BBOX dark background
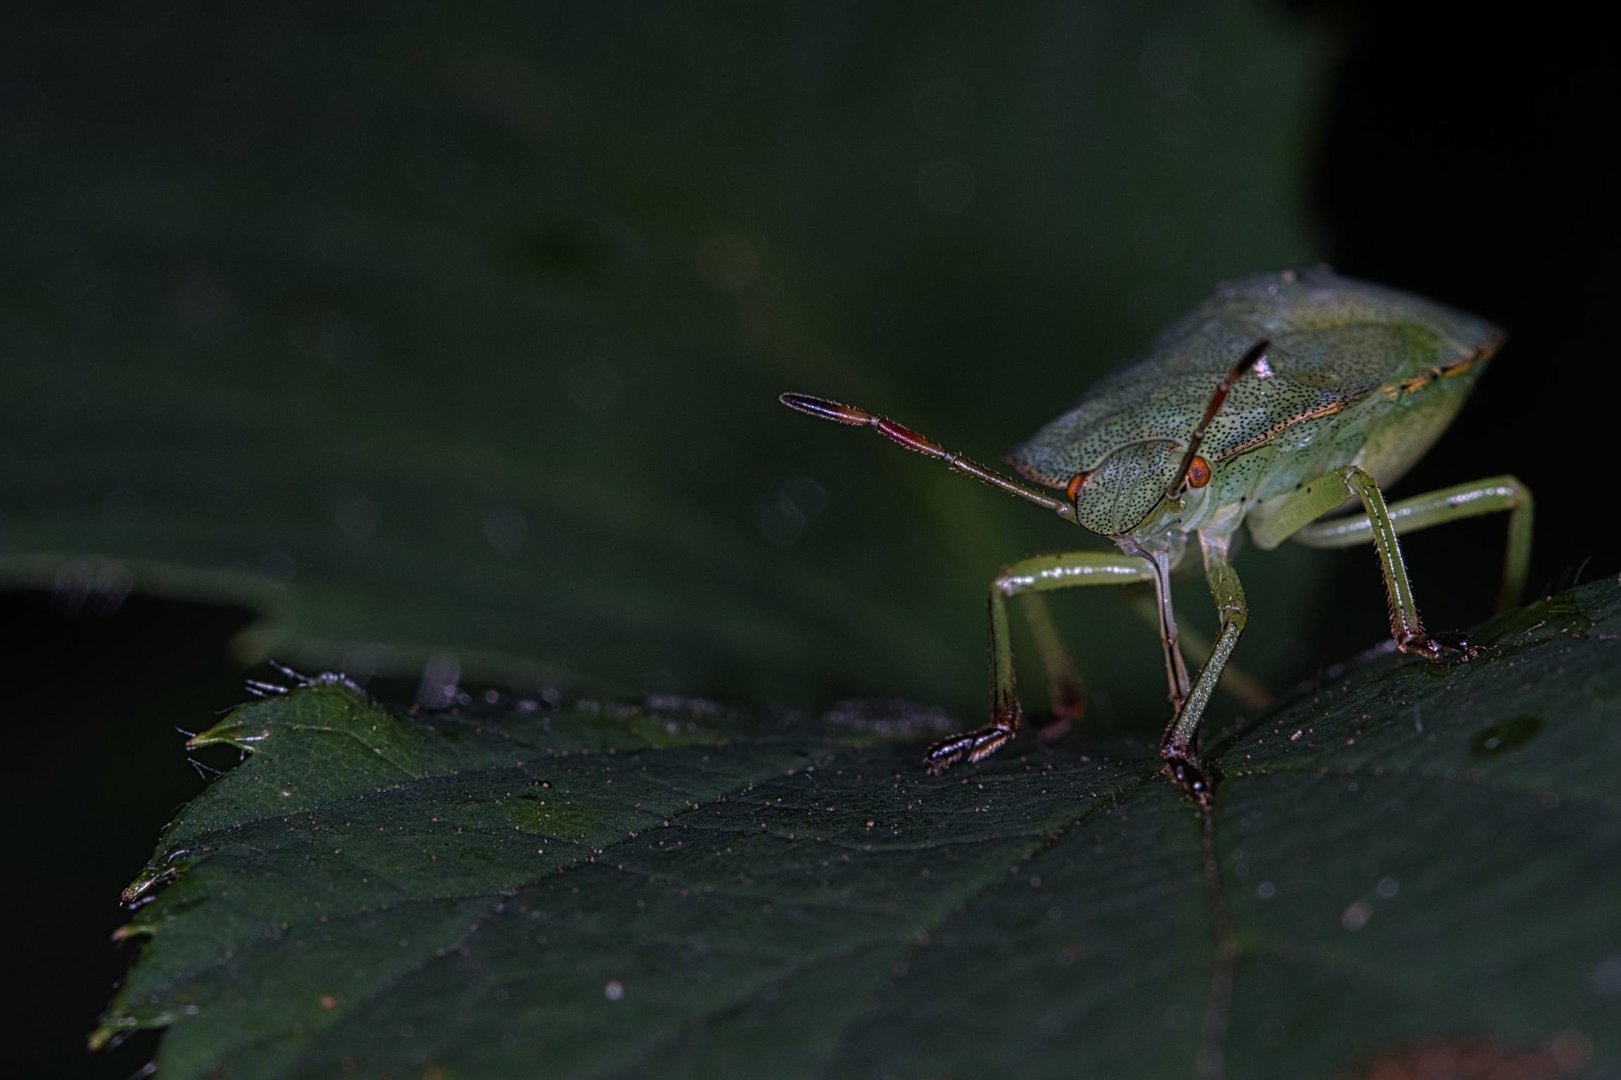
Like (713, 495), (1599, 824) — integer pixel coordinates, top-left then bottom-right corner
(5, 4), (1614, 1076)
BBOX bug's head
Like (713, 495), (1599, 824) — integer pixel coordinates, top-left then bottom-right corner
(1042, 440), (1193, 538)
(1007, 336), (1269, 539)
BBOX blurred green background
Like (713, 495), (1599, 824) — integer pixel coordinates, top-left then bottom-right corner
(3, 3), (1613, 1075)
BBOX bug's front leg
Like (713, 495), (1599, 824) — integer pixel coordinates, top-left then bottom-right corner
(1158, 532), (1246, 805)
(924, 551), (1155, 774)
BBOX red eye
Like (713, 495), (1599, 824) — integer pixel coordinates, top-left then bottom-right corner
(1185, 456), (1211, 488)
(1065, 471), (1090, 503)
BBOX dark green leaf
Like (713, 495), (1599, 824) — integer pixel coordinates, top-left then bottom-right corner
(97, 577), (1621, 1077)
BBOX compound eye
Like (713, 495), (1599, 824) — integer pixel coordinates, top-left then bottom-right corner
(1065, 470), (1091, 503)
(1185, 455), (1212, 489)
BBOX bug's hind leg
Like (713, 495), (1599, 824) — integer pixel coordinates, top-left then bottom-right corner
(924, 551), (1155, 774)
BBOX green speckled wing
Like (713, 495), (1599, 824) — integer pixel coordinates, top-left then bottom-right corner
(1005, 269), (1500, 489)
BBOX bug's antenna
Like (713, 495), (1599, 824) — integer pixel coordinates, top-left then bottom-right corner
(779, 393), (1077, 521)
(1166, 338), (1270, 500)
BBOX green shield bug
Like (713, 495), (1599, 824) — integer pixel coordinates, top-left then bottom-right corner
(781, 267), (1532, 804)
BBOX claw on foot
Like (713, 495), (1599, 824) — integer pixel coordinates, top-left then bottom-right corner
(1161, 745), (1215, 807)
(924, 726), (1012, 775)
(1400, 630), (1479, 662)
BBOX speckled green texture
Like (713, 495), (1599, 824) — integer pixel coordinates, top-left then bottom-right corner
(1007, 267), (1501, 537)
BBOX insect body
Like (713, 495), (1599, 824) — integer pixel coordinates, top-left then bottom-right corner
(781, 267), (1532, 804)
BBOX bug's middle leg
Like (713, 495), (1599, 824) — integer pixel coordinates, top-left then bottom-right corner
(1013, 591), (1087, 740)
(924, 551), (1155, 774)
